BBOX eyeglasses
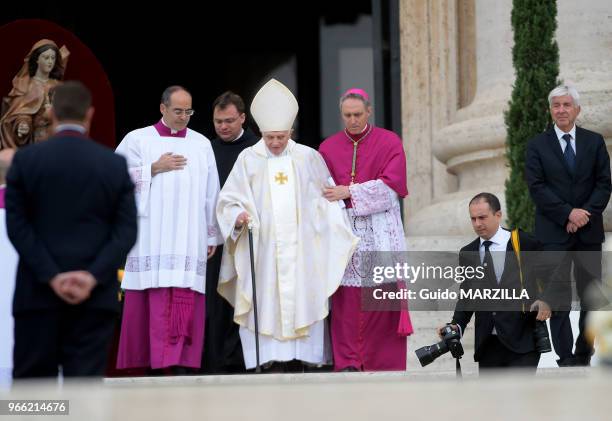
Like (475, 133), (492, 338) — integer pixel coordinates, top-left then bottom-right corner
(213, 116), (240, 125)
(172, 108), (195, 117)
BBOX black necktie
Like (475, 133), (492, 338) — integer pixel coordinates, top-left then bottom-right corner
(562, 133), (575, 172)
(482, 240), (497, 283)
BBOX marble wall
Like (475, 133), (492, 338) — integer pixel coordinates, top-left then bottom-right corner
(400, 0), (612, 245)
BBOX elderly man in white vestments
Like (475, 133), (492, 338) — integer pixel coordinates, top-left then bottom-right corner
(0, 148), (17, 387)
(115, 86), (223, 373)
(217, 79), (359, 371)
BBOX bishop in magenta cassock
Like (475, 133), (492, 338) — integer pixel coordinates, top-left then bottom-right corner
(319, 88), (413, 371)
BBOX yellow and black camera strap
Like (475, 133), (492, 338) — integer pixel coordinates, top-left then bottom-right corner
(510, 229), (526, 313)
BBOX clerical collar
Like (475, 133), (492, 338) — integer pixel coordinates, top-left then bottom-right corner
(217, 129), (249, 146)
(344, 123), (372, 143)
(55, 123), (86, 134)
(154, 119), (187, 138)
(230, 129), (245, 143)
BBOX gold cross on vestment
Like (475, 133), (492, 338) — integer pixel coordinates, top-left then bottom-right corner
(274, 172), (288, 185)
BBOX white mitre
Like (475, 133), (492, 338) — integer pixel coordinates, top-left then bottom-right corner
(250, 79), (299, 133)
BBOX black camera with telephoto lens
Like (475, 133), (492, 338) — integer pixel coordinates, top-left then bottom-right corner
(415, 324), (464, 367)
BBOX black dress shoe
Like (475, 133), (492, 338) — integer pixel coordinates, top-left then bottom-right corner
(556, 357), (577, 367)
(285, 359), (305, 373)
(303, 363), (333, 373)
(574, 355), (592, 366)
(340, 366), (359, 372)
(170, 366), (194, 375)
(261, 361), (286, 373)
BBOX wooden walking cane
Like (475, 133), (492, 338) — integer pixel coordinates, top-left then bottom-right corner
(247, 220), (261, 373)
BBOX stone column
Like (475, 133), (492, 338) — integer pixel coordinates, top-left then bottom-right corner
(404, 0), (513, 239)
(400, 0), (477, 372)
(556, 0), (612, 235)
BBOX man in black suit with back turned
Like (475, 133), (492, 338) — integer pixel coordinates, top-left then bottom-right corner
(438, 193), (551, 371)
(526, 85), (611, 366)
(5, 81), (137, 379)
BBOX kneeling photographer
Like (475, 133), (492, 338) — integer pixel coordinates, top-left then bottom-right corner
(428, 193), (552, 371)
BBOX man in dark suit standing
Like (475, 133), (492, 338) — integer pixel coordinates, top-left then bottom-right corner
(525, 85), (611, 367)
(439, 193), (551, 370)
(5, 81), (137, 379)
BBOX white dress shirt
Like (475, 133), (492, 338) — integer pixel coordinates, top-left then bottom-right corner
(479, 225), (510, 335)
(554, 124), (576, 154)
(479, 225), (510, 284)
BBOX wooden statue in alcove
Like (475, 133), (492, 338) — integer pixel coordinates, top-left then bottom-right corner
(0, 39), (69, 149)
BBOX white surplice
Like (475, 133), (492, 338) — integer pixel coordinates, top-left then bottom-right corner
(116, 126), (223, 293)
(341, 179), (407, 287)
(217, 139), (358, 367)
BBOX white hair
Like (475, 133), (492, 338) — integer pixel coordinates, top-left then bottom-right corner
(548, 85), (580, 107)
(262, 129), (292, 136)
(339, 93), (371, 110)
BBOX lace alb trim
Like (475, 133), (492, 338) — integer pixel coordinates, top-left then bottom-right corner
(340, 199), (406, 287)
(349, 179), (393, 216)
(128, 167), (147, 194)
(126, 254), (206, 276)
(207, 225), (220, 238)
